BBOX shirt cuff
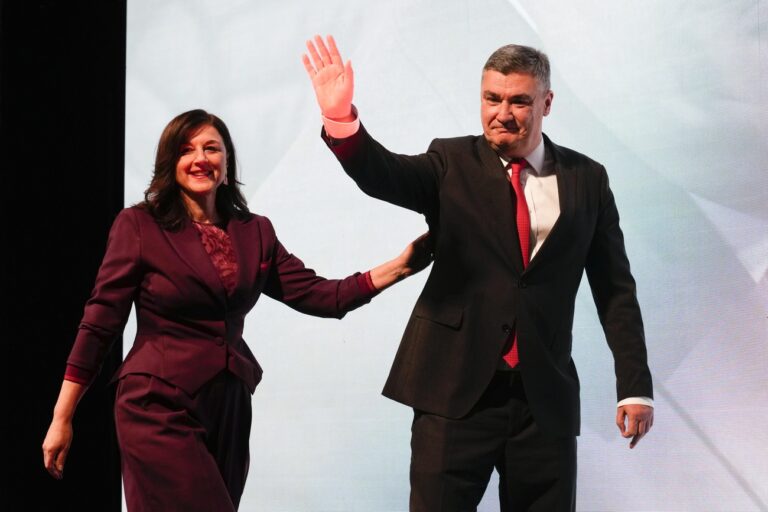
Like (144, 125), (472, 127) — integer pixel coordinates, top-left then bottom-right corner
(64, 364), (95, 386)
(617, 396), (654, 408)
(322, 104), (360, 140)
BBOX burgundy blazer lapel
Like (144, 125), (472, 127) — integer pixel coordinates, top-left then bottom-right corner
(162, 219), (227, 306)
(226, 215), (262, 304)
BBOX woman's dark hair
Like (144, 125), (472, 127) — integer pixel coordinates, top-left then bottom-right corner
(140, 109), (250, 230)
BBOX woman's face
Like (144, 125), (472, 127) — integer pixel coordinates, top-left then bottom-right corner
(175, 124), (228, 201)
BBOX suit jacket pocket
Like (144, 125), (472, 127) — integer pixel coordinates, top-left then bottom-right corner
(413, 301), (464, 330)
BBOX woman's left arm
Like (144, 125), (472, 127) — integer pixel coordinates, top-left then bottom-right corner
(263, 229), (432, 318)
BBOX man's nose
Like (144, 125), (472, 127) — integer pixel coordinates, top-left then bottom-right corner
(496, 110), (514, 123)
(496, 101), (514, 121)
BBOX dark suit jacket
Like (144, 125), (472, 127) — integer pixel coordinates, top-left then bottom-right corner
(67, 206), (376, 396)
(325, 126), (653, 437)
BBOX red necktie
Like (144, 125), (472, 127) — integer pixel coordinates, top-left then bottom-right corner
(502, 158), (530, 367)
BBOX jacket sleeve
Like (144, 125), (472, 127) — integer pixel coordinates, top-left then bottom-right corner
(584, 167), (653, 401)
(323, 124), (444, 219)
(260, 218), (378, 319)
(66, 209), (142, 375)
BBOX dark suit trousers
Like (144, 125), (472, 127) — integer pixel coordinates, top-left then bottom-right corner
(115, 371), (251, 511)
(410, 371), (576, 512)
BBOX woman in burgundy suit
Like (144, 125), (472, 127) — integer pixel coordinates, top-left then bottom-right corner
(42, 109), (431, 511)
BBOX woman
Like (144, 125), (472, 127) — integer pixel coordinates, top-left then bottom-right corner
(42, 109), (431, 511)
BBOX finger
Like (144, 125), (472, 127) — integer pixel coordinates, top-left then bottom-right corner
(327, 35), (344, 65)
(305, 39), (324, 70)
(344, 59), (354, 88)
(55, 447), (68, 474)
(632, 421), (645, 445)
(43, 445), (52, 470)
(414, 232), (431, 244)
(301, 54), (316, 78)
(43, 447), (62, 479)
(630, 430), (646, 449)
(314, 34), (333, 66)
(615, 409), (626, 434)
(624, 415), (639, 438)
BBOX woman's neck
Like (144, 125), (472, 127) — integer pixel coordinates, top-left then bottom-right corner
(181, 193), (220, 224)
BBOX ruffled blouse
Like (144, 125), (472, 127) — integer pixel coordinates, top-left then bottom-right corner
(192, 221), (238, 295)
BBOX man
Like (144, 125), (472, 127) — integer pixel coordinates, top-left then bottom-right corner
(303, 35), (654, 511)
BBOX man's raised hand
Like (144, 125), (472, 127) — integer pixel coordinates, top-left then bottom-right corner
(302, 35), (355, 121)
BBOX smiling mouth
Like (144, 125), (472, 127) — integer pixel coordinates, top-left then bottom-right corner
(188, 170), (213, 179)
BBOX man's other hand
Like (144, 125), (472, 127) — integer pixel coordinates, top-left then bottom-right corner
(616, 404), (654, 449)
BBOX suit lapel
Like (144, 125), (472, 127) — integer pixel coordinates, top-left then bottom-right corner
(163, 219), (227, 306)
(226, 215), (259, 304)
(476, 137), (525, 274)
(525, 135), (574, 274)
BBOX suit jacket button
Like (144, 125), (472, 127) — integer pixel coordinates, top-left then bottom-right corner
(215, 337), (224, 346)
(518, 279), (527, 288)
(502, 324), (512, 334)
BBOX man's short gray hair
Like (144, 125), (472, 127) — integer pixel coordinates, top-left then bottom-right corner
(483, 44), (551, 91)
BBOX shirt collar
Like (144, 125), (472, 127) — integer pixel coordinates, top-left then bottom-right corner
(499, 137), (546, 175)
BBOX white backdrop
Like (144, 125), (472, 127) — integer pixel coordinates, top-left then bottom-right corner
(124, 1), (768, 510)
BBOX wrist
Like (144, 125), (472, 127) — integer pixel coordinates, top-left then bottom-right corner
(323, 107), (355, 122)
(396, 256), (414, 278)
(385, 259), (410, 284)
(369, 259), (408, 291)
(51, 410), (74, 423)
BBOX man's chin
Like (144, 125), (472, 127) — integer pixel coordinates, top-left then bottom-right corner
(487, 137), (525, 156)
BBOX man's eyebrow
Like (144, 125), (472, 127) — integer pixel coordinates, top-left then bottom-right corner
(509, 94), (534, 103)
(482, 91), (534, 103)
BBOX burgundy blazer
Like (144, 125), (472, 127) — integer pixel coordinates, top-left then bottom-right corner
(67, 206), (376, 395)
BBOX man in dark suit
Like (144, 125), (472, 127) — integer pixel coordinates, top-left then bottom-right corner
(303, 35), (654, 511)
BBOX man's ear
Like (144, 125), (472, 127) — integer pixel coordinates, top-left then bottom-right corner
(543, 90), (554, 116)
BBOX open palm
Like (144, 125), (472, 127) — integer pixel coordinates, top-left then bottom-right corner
(302, 35), (354, 120)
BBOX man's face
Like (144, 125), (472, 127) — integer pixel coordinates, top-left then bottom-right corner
(480, 70), (553, 158)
